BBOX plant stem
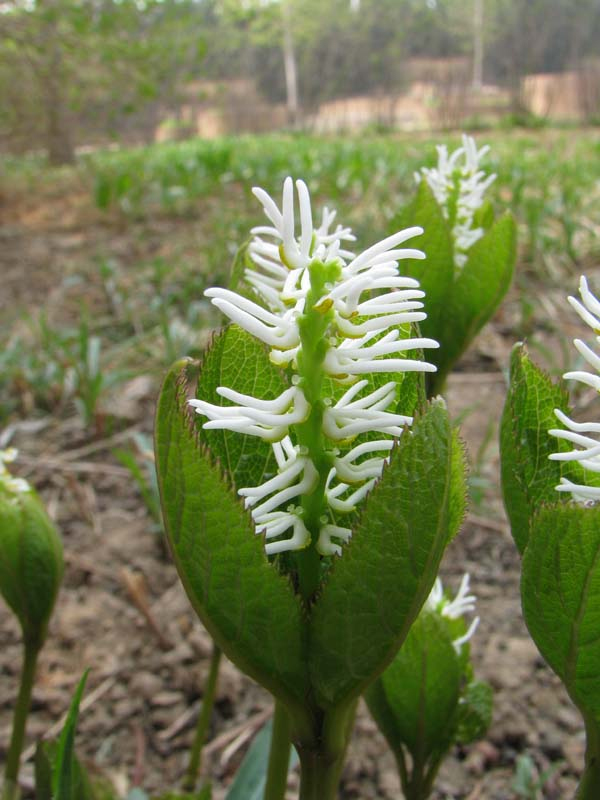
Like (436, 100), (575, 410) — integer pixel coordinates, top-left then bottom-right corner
(576, 716), (600, 800)
(182, 643), (222, 792)
(264, 700), (293, 800)
(3, 641), (39, 800)
(297, 746), (345, 800)
(295, 699), (357, 800)
(294, 259), (340, 604)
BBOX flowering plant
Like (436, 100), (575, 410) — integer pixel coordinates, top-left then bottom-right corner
(501, 276), (600, 800)
(366, 573), (492, 800)
(392, 135), (516, 394)
(155, 178), (467, 798)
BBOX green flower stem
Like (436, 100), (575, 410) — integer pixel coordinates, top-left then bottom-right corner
(264, 700), (293, 800)
(297, 747), (345, 800)
(182, 643), (222, 792)
(576, 716), (600, 800)
(394, 747), (413, 800)
(446, 173), (461, 233)
(394, 739), (442, 800)
(295, 698), (357, 800)
(399, 755), (441, 800)
(294, 260), (340, 603)
(3, 641), (40, 800)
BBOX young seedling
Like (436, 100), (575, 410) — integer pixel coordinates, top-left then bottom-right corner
(0, 450), (63, 800)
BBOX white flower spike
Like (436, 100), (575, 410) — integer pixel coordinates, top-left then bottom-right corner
(426, 573), (480, 654)
(549, 275), (600, 502)
(191, 178), (439, 556)
(416, 134), (495, 269)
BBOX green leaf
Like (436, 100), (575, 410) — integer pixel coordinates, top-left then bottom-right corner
(435, 212), (516, 391)
(522, 504), (600, 722)
(310, 399), (459, 707)
(53, 671), (89, 800)
(154, 359), (308, 709)
(34, 741), (54, 800)
(370, 612), (462, 759)
(35, 739), (95, 800)
(500, 344), (569, 553)
(225, 720), (299, 800)
(472, 199), (495, 231)
(391, 181), (454, 347)
(456, 680), (493, 744)
(194, 325), (287, 491)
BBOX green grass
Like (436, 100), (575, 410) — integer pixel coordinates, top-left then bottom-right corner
(85, 130), (600, 270)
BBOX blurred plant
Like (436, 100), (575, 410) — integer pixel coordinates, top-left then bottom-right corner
(0, 449), (63, 800)
(182, 645), (222, 794)
(224, 716), (299, 800)
(468, 415), (496, 510)
(1, 314), (126, 429)
(72, 319), (105, 427)
(501, 276), (600, 799)
(34, 672), (90, 800)
(365, 574), (492, 800)
(2, 314), (76, 415)
(512, 753), (563, 800)
(114, 433), (162, 533)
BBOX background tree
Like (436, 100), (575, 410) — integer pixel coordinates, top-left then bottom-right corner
(0, 0), (206, 164)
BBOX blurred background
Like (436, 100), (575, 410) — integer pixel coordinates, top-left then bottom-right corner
(1, 0), (600, 163)
(2, 3), (600, 798)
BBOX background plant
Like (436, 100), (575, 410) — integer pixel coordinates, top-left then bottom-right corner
(0, 450), (63, 800)
(501, 277), (600, 799)
(366, 574), (492, 800)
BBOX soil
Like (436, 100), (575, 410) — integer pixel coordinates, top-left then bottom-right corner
(0, 176), (592, 800)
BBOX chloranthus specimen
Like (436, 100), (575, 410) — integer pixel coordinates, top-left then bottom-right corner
(501, 276), (600, 800)
(392, 134), (516, 394)
(548, 275), (600, 501)
(366, 573), (491, 800)
(155, 177), (466, 799)
(415, 134), (496, 269)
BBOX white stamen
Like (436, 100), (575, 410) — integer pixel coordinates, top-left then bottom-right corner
(549, 276), (600, 502)
(191, 177), (439, 557)
(425, 573), (479, 653)
(417, 134), (495, 270)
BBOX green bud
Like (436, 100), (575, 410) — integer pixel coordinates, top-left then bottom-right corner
(0, 452), (63, 650)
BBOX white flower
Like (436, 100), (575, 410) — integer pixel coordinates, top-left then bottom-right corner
(426, 573), (480, 654)
(189, 385), (309, 442)
(549, 275), (600, 501)
(191, 178), (439, 556)
(416, 134), (496, 269)
(0, 448), (31, 496)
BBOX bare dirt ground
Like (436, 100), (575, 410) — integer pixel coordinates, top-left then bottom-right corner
(0, 178), (590, 799)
